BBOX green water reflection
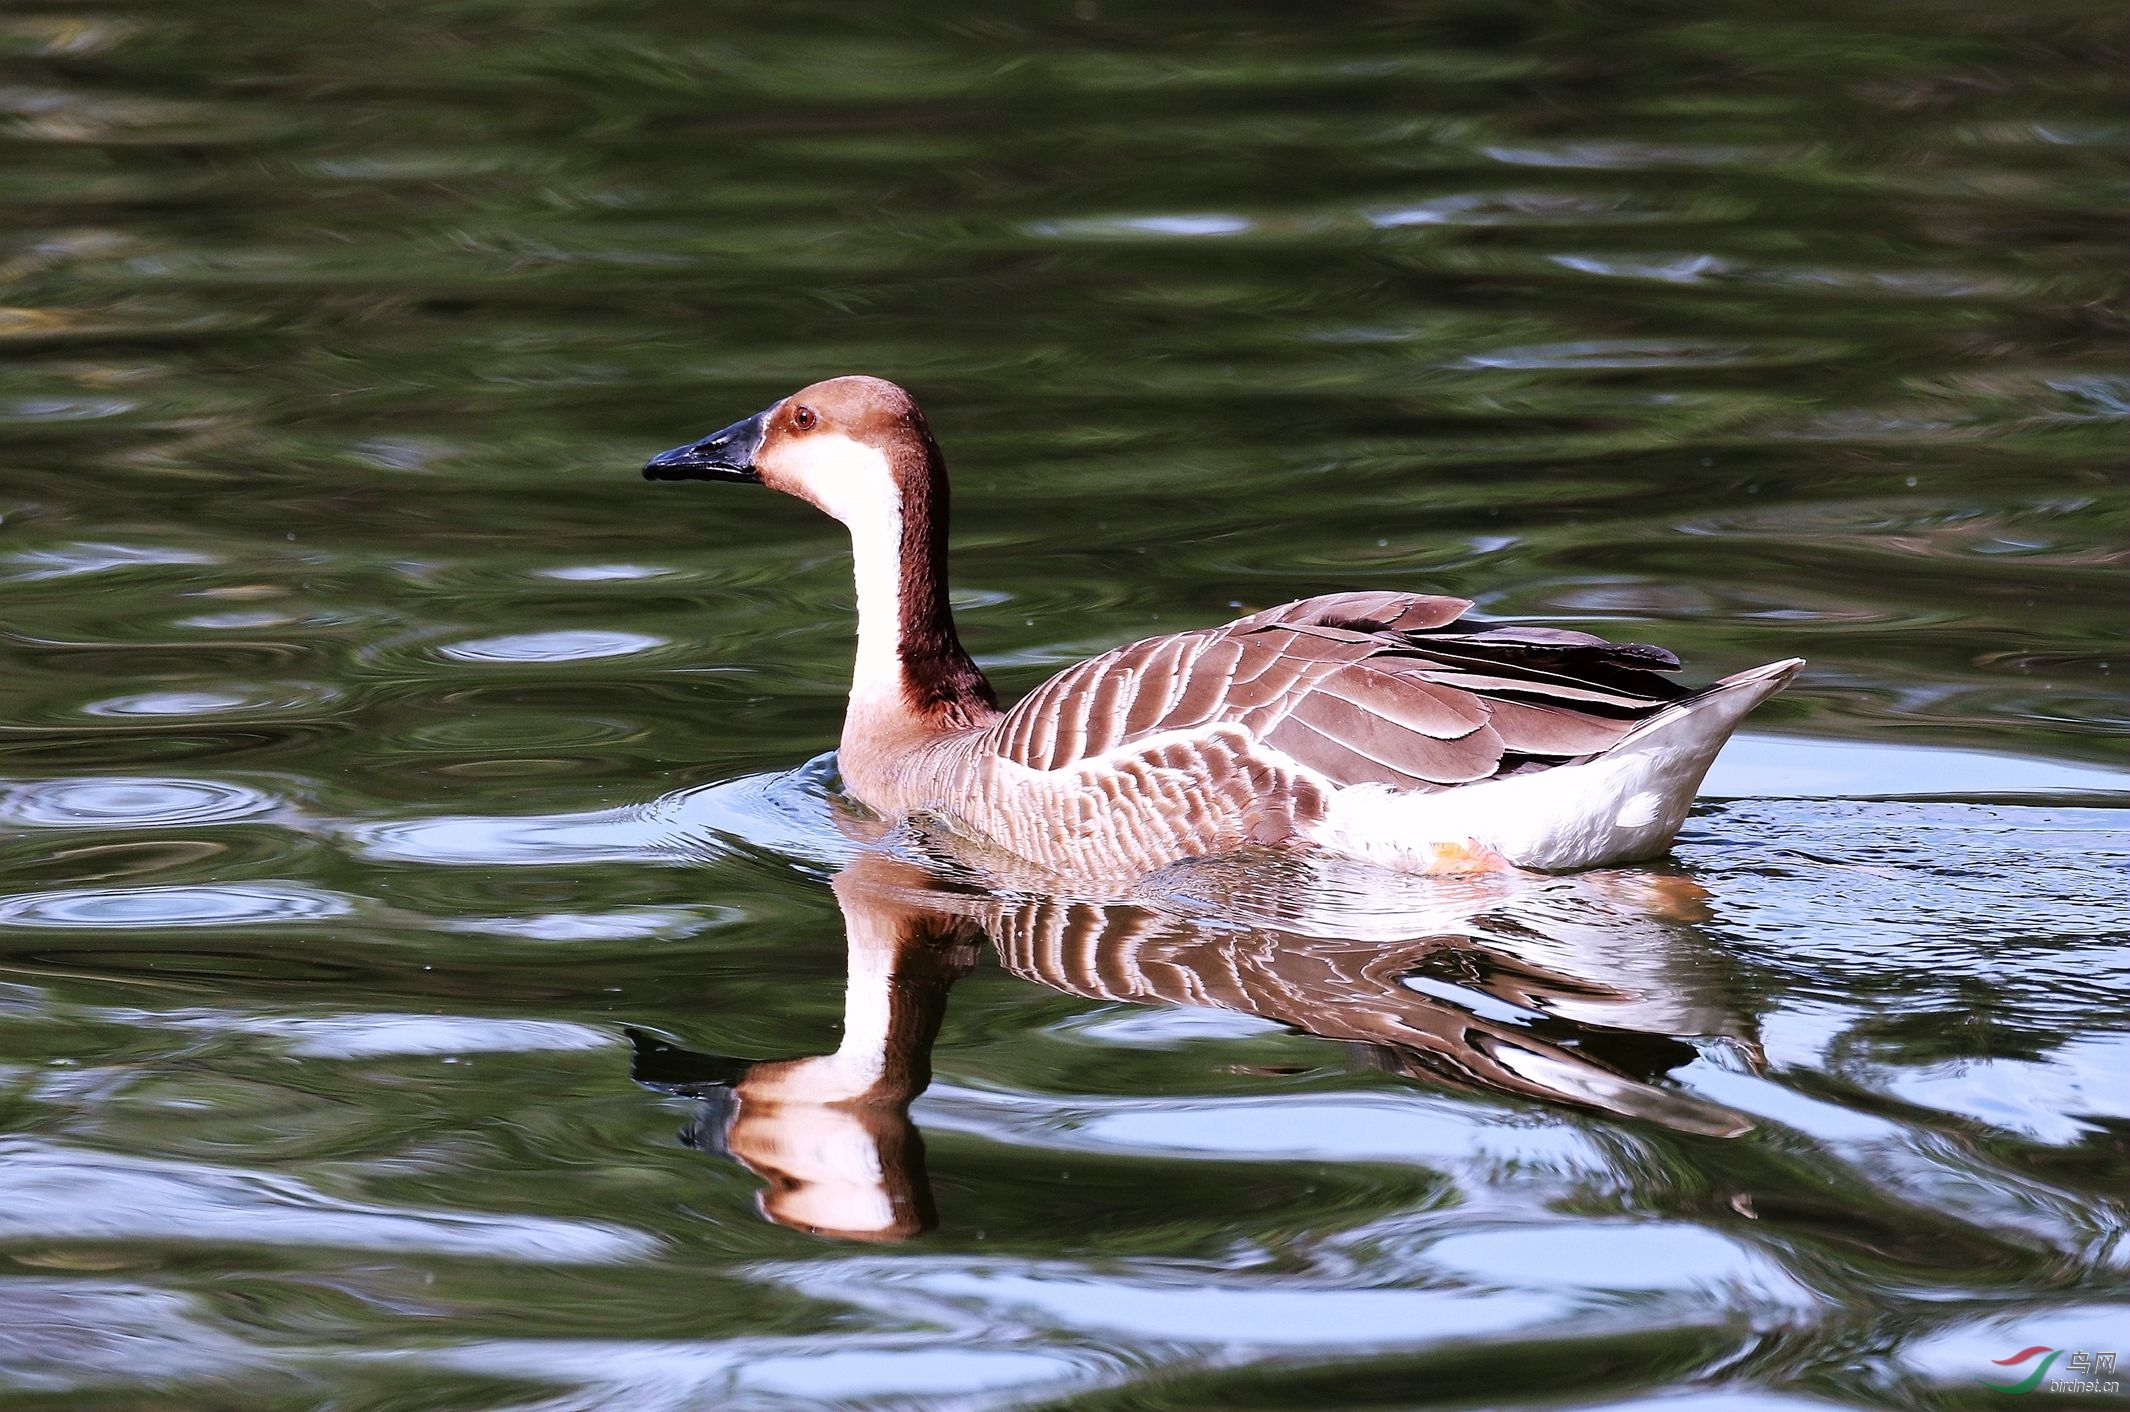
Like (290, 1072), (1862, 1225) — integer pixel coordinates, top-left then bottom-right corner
(0, 0), (2125, 1406)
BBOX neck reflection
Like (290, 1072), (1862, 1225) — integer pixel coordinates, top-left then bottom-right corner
(637, 851), (1759, 1242)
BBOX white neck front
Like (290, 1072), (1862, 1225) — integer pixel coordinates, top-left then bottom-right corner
(845, 502), (906, 712)
(778, 433), (911, 714)
(776, 430), (993, 750)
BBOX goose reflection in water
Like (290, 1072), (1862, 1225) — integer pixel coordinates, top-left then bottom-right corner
(632, 849), (1762, 1242)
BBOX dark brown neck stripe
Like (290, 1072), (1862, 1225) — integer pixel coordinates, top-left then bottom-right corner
(890, 429), (998, 725)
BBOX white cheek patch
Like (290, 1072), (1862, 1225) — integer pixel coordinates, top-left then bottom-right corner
(773, 433), (900, 525)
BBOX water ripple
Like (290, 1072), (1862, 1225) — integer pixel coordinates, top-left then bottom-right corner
(916, 1083), (1604, 1178)
(0, 775), (275, 827)
(165, 1011), (617, 1059)
(1461, 338), (1846, 371)
(440, 907), (720, 942)
(402, 1333), (1114, 1412)
(1422, 1222), (1814, 1303)
(436, 629), (668, 664)
(0, 1281), (266, 1391)
(0, 1137), (655, 1261)
(0, 882), (351, 929)
(80, 685), (336, 718)
(766, 1255), (1569, 1350)
(1876, 1035), (2130, 1147)
(341, 757), (850, 869)
(532, 563), (675, 582)
(0, 541), (216, 582)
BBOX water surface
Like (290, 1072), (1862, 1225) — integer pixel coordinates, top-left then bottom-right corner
(1, 0), (2126, 1407)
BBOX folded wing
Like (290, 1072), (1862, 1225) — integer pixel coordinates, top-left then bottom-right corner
(989, 592), (1692, 793)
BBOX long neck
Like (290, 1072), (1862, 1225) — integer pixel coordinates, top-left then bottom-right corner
(845, 441), (997, 736)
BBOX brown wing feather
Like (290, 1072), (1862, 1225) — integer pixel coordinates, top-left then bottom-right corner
(988, 593), (1689, 790)
(1271, 697), (1507, 787)
(1316, 661), (1493, 739)
(1224, 630), (1361, 712)
(1121, 633), (1197, 738)
(1479, 696), (1638, 756)
(1235, 590), (1473, 634)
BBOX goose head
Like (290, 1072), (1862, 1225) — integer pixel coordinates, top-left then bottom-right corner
(643, 374), (939, 525)
(642, 373), (998, 731)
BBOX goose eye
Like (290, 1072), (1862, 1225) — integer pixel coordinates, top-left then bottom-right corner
(791, 405), (817, 431)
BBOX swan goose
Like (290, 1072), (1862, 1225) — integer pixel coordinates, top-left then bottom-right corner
(645, 375), (1800, 879)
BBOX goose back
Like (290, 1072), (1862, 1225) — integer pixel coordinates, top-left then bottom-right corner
(984, 591), (1690, 794)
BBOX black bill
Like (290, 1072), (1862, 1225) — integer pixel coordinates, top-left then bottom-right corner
(643, 406), (772, 482)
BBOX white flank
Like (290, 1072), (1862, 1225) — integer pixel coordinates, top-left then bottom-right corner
(1308, 659), (1803, 871)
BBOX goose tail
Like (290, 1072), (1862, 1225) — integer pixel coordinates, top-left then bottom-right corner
(1312, 658), (1804, 873)
(1614, 656), (1805, 758)
(1515, 655), (1804, 870)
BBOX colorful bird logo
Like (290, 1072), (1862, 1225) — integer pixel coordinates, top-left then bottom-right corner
(1979, 1347), (2061, 1394)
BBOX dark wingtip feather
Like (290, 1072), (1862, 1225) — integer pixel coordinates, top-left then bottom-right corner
(1454, 626), (1682, 673)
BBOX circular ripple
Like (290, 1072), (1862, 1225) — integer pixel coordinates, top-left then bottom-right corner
(405, 714), (637, 752)
(437, 630), (666, 665)
(0, 883), (352, 929)
(81, 685), (337, 718)
(0, 777), (275, 828)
